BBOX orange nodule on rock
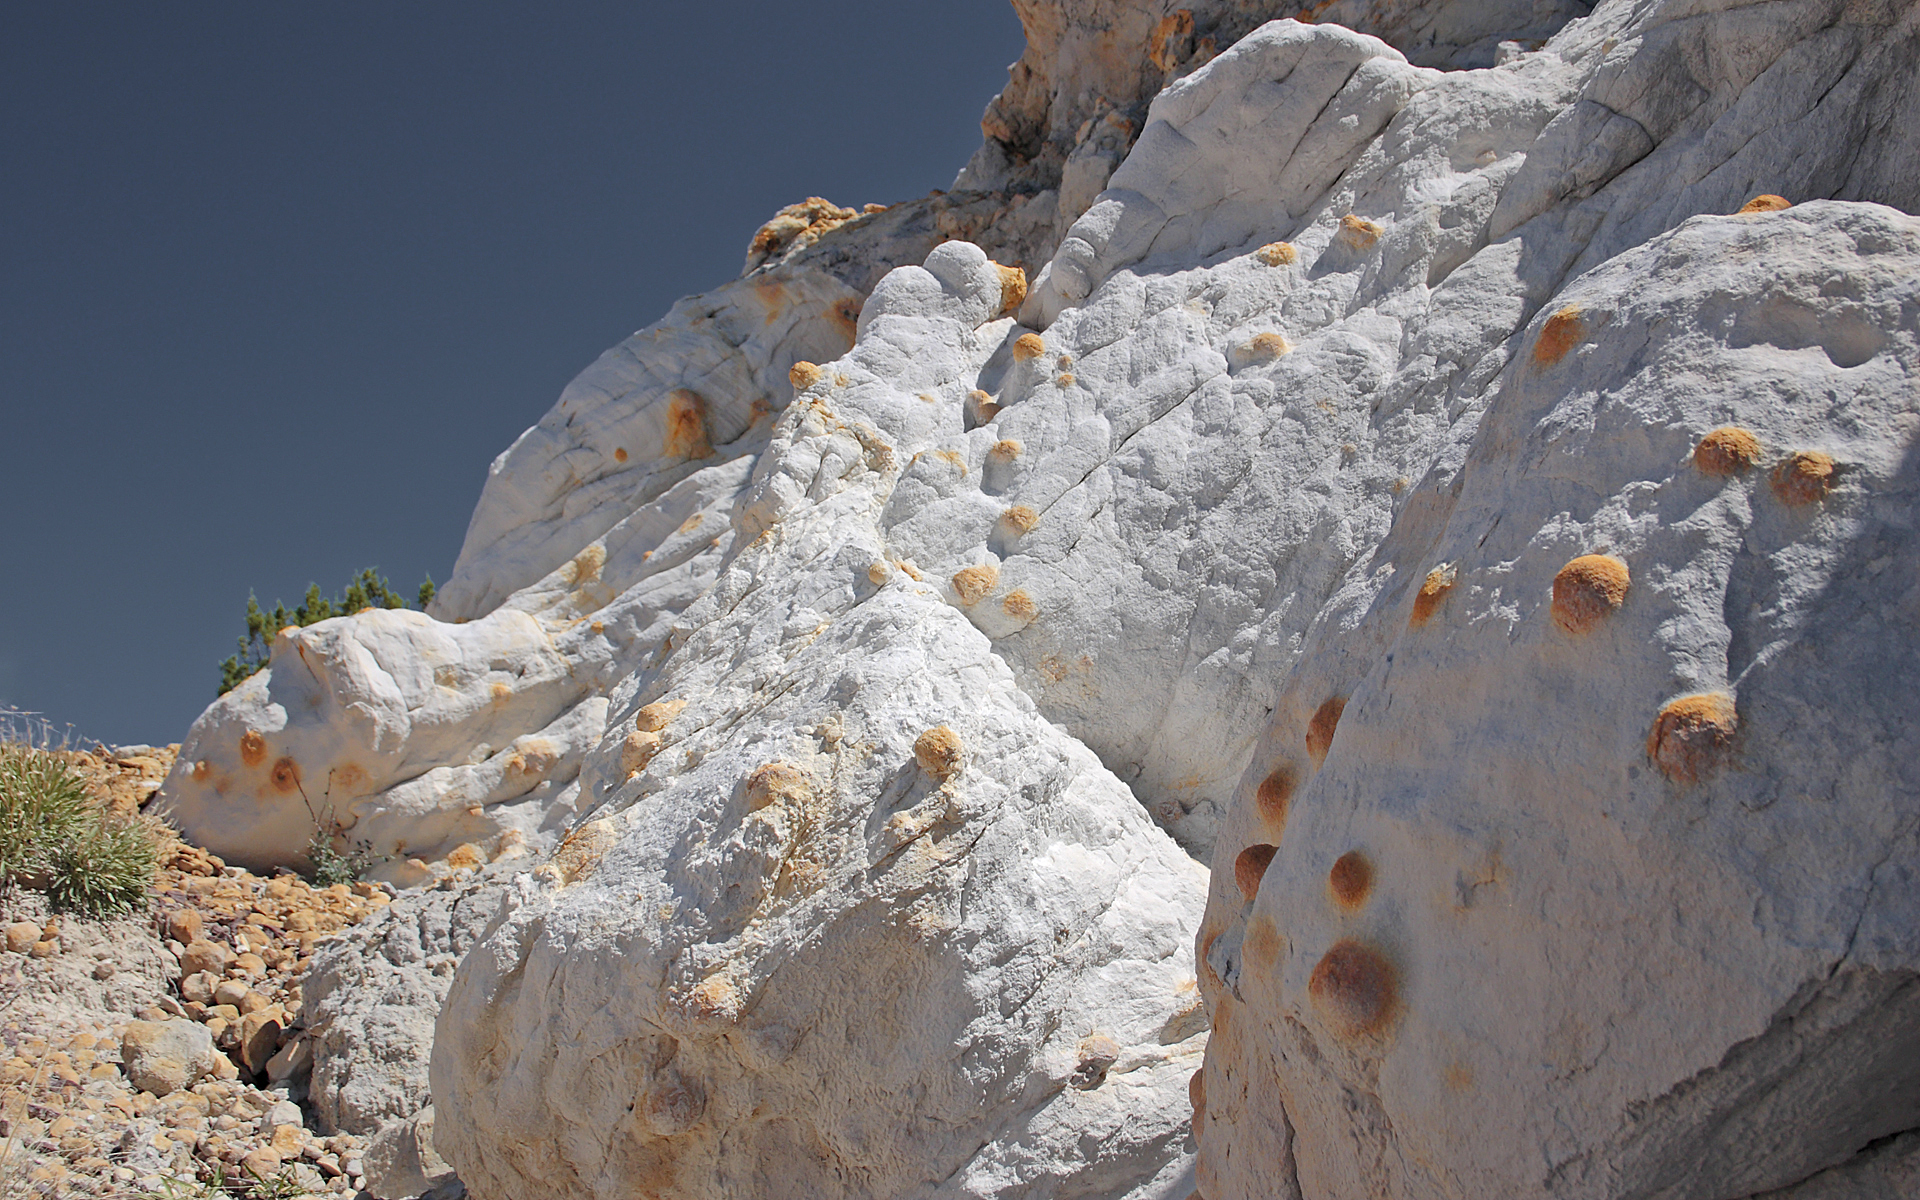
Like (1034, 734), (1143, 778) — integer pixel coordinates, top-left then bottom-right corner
(952, 564), (999, 606)
(1771, 450), (1835, 506)
(1256, 242), (1298, 267)
(1233, 844), (1277, 902)
(746, 762), (811, 811)
(239, 730), (267, 767)
(1551, 554), (1630, 634)
(1002, 505), (1040, 534)
(268, 757), (301, 794)
(1694, 427), (1763, 476)
(1308, 939), (1396, 1038)
(1409, 564), (1456, 627)
(789, 360), (824, 390)
(612, 447), (628, 463)
(1337, 214), (1382, 250)
(1737, 194), (1792, 214)
(665, 389), (712, 460)
(1647, 692), (1738, 783)
(914, 726), (964, 780)
(1328, 850), (1373, 909)
(1255, 764), (1294, 831)
(1244, 332), (1290, 362)
(1002, 590), (1038, 620)
(1305, 697), (1346, 767)
(994, 263), (1029, 317)
(1533, 306), (1585, 366)
(1012, 333), (1046, 361)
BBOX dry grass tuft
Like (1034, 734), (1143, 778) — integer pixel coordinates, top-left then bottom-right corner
(1737, 194), (1792, 214)
(1013, 333), (1046, 361)
(994, 263), (1029, 317)
(1336, 214), (1382, 250)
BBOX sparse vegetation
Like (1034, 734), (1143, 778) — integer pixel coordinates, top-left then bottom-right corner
(218, 567), (435, 696)
(0, 742), (156, 917)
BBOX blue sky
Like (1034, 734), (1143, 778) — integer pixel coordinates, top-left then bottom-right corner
(1, 1), (1025, 745)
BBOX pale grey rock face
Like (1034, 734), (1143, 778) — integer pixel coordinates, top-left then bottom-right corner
(305, 869), (508, 1136)
(154, 0), (1920, 1196)
(430, 240), (1209, 1200)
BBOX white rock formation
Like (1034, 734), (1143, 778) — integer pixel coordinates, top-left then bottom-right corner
(155, 0), (1920, 1196)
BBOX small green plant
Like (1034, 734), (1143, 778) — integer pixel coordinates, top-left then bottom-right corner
(218, 566), (436, 695)
(301, 795), (385, 887)
(305, 827), (379, 887)
(0, 744), (156, 917)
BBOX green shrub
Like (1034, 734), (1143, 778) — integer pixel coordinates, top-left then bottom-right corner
(45, 817), (156, 916)
(0, 743), (91, 881)
(218, 566), (437, 695)
(0, 744), (156, 917)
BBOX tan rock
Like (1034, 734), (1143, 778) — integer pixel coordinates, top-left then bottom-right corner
(4, 921), (37, 953)
(232, 952), (266, 977)
(121, 1021), (218, 1097)
(165, 908), (204, 944)
(237, 1007), (286, 1074)
(239, 1147), (283, 1181)
(212, 979), (250, 1008)
(178, 940), (233, 976)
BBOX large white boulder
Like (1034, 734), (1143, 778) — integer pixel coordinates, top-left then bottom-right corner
(430, 239), (1209, 1200)
(154, 0), (1920, 1195)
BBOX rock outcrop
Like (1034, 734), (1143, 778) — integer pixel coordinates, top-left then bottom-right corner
(156, 0), (1918, 1196)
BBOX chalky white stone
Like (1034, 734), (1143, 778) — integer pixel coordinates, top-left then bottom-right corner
(156, 0), (1919, 1195)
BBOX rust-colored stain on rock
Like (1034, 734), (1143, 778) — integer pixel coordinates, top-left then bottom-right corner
(1328, 850), (1372, 909)
(1533, 306), (1585, 365)
(1305, 697), (1345, 767)
(1233, 844), (1277, 902)
(1308, 939), (1396, 1037)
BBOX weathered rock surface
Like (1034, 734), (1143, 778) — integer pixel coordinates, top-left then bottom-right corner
(120, 1019), (218, 1097)
(156, 0), (1919, 1196)
(305, 868), (509, 1136)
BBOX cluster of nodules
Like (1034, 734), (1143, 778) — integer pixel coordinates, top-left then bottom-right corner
(1229, 716), (1397, 1046)
(1196, 196), (1834, 1083)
